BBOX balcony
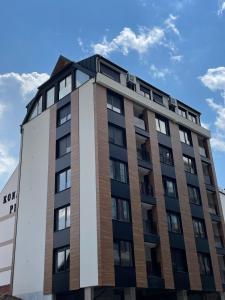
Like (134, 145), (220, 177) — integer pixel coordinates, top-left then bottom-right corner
(140, 182), (156, 205)
(143, 219), (159, 245)
(146, 261), (164, 289)
(137, 147), (150, 162)
(214, 235), (224, 249)
(134, 116), (146, 130)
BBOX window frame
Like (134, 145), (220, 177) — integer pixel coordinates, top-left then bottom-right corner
(108, 123), (126, 148)
(155, 115), (169, 135)
(171, 248), (188, 273)
(177, 106), (187, 118)
(59, 74), (72, 100)
(55, 205), (71, 231)
(163, 177), (177, 198)
(193, 218), (206, 239)
(198, 253), (212, 275)
(188, 112), (197, 124)
(188, 185), (201, 205)
(76, 69), (90, 88)
(107, 90), (124, 114)
(167, 212), (182, 234)
(113, 240), (133, 267)
(46, 86), (55, 108)
(110, 159), (128, 184)
(159, 145), (174, 166)
(183, 155), (196, 174)
(179, 127), (192, 146)
(100, 63), (120, 83)
(56, 168), (71, 193)
(57, 103), (71, 127)
(112, 197), (131, 223)
(54, 246), (70, 273)
(56, 134), (71, 158)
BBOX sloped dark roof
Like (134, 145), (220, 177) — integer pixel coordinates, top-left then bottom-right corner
(51, 55), (72, 77)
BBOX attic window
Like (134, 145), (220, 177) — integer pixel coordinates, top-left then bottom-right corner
(153, 92), (163, 105)
(46, 87), (55, 108)
(100, 63), (120, 83)
(29, 97), (42, 120)
(76, 70), (89, 88)
(59, 75), (72, 100)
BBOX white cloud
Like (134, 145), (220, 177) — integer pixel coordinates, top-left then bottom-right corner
(91, 14), (181, 57)
(138, 0), (147, 7)
(199, 67), (225, 94)
(164, 14), (180, 37)
(150, 64), (171, 79)
(201, 121), (210, 130)
(0, 143), (17, 177)
(0, 103), (6, 120)
(218, 1), (225, 15)
(0, 72), (49, 103)
(206, 98), (225, 131)
(171, 54), (183, 62)
(211, 136), (225, 152)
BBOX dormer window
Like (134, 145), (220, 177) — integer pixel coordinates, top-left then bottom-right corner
(46, 87), (55, 108)
(153, 92), (163, 105)
(188, 112), (197, 124)
(100, 63), (120, 83)
(29, 97), (42, 120)
(59, 75), (72, 100)
(140, 85), (151, 99)
(177, 106), (187, 118)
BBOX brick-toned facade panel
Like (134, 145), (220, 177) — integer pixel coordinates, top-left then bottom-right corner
(147, 111), (174, 289)
(124, 99), (147, 288)
(192, 133), (222, 291)
(170, 122), (202, 291)
(94, 84), (115, 286)
(44, 106), (57, 294)
(70, 90), (80, 290)
(0, 284), (11, 295)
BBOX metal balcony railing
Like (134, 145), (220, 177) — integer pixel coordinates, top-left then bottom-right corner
(143, 219), (157, 235)
(137, 148), (150, 162)
(134, 117), (146, 130)
(140, 182), (154, 197)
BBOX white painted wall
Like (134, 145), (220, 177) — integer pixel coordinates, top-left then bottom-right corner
(79, 80), (99, 287)
(220, 190), (225, 222)
(13, 110), (51, 299)
(0, 217), (15, 244)
(0, 244), (13, 268)
(0, 270), (11, 286)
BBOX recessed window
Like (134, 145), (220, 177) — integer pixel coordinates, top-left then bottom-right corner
(55, 205), (70, 231)
(171, 249), (188, 273)
(76, 70), (89, 88)
(193, 218), (206, 239)
(188, 112), (197, 124)
(114, 240), (133, 266)
(30, 97), (42, 120)
(112, 197), (130, 222)
(188, 185), (201, 205)
(159, 145), (173, 166)
(54, 247), (70, 273)
(153, 92), (163, 105)
(198, 138), (207, 157)
(56, 168), (71, 193)
(183, 155), (196, 174)
(163, 177), (177, 198)
(155, 115), (169, 135)
(57, 104), (71, 126)
(179, 127), (192, 146)
(107, 90), (123, 114)
(56, 135), (71, 158)
(140, 85), (150, 99)
(46, 87), (55, 108)
(167, 212), (182, 234)
(198, 253), (212, 275)
(202, 162), (210, 177)
(110, 159), (128, 184)
(59, 75), (72, 100)
(177, 106), (187, 118)
(108, 124), (126, 147)
(100, 63), (120, 83)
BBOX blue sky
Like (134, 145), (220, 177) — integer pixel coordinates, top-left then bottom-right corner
(0, 0), (225, 189)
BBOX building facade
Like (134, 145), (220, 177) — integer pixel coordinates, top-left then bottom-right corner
(3, 55), (225, 300)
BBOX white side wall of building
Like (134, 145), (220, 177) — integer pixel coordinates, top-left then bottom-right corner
(0, 166), (18, 287)
(220, 190), (225, 221)
(79, 80), (99, 287)
(13, 111), (51, 300)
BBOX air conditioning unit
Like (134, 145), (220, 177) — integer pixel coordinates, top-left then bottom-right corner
(169, 97), (177, 106)
(127, 74), (137, 84)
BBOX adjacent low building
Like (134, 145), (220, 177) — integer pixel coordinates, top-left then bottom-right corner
(1, 55), (225, 300)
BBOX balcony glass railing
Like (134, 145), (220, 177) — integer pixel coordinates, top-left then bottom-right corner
(134, 117), (146, 130)
(143, 219), (157, 235)
(137, 148), (150, 162)
(140, 182), (154, 197)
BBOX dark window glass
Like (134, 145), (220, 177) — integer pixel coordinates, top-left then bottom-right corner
(183, 155), (196, 174)
(55, 247), (70, 273)
(177, 106), (187, 118)
(193, 218), (206, 239)
(59, 75), (72, 100)
(46, 87), (55, 108)
(198, 138), (207, 157)
(100, 63), (120, 82)
(202, 162), (210, 177)
(56, 135), (71, 158)
(56, 168), (71, 192)
(153, 92), (163, 105)
(110, 159), (128, 183)
(112, 197), (130, 222)
(159, 145), (173, 166)
(188, 112), (197, 124)
(188, 185), (201, 205)
(107, 91), (123, 114)
(55, 205), (71, 231)
(108, 124), (126, 147)
(198, 253), (212, 275)
(155, 115), (169, 135)
(114, 240), (133, 266)
(167, 212), (182, 234)
(179, 127), (192, 145)
(57, 104), (71, 126)
(140, 85), (150, 99)
(163, 177), (177, 198)
(171, 249), (188, 272)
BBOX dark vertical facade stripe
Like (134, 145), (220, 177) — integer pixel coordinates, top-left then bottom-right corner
(147, 111), (174, 289)
(170, 122), (202, 290)
(44, 106), (56, 294)
(70, 89), (80, 290)
(94, 84), (115, 286)
(192, 133), (222, 291)
(124, 99), (148, 288)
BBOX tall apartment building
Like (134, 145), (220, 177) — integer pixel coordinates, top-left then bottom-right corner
(4, 55), (225, 300)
